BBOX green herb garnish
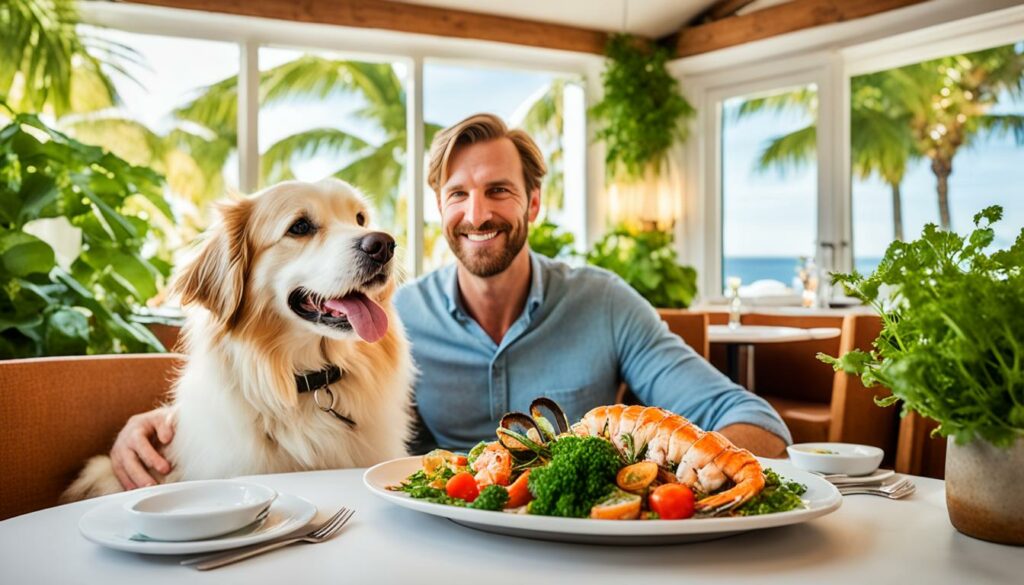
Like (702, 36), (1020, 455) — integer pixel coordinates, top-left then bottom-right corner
(735, 468), (807, 516)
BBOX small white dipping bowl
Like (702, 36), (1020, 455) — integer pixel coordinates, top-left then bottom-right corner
(787, 442), (884, 476)
(125, 480), (277, 541)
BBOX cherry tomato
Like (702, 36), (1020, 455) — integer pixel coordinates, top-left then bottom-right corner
(445, 471), (480, 502)
(649, 483), (695, 520)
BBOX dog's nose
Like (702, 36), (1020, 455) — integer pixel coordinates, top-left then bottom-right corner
(359, 232), (395, 264)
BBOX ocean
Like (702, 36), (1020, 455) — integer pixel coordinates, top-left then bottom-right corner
(723, 256), (883, 287)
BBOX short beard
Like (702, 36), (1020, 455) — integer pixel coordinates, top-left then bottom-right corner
(446, 209), (529, 278)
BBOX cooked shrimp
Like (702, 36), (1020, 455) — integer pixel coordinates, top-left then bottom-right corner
(471, 442), (512, 486)
(577, 405), (765, 512)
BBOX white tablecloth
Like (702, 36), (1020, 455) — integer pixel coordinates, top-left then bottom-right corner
(1, 469), (1020, 584)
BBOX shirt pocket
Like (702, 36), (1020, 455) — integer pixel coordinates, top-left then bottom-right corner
(527, 382), (613, 427)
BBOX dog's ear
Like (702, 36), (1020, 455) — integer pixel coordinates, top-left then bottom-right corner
(172, 198), (254, 326)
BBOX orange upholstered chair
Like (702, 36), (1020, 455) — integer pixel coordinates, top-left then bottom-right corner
(0, 354), (183, 520)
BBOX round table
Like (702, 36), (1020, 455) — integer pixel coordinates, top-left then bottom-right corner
(0, 469), (1019, 584)
(708, 325), (842, 390)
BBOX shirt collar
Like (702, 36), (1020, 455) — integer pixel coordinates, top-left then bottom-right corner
(444, 251), (547, 320)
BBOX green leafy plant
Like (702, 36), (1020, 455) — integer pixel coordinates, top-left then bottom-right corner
(590, 34), (695, 181)
(586, 227), (697, 308)
(0, 112), (172, 358)
(527, 218), (575, 259)
(819, 206), (1024, 447)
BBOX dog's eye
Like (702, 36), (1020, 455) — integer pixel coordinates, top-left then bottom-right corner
(288, 218), (314, 236)
(356, 212), (366, 227)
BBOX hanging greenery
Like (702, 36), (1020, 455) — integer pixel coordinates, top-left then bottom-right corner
(591, 34), (695, 181)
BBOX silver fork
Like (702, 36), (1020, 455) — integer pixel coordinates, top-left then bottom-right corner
(181, 507), (354, 571)
(839, 478), (915, 499)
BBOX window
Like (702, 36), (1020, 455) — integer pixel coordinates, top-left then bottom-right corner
(851, 41), (1024, 273)
(258, 48), (408, 251)
(72, 27), (239, 243)
(422, 63), (583, 272)
(720, 84), (819, 293)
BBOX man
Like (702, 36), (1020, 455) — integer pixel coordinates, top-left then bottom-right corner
(108, 113), (789, 491)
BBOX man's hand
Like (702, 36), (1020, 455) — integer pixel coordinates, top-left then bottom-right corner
(111, 406), (177, 490)
(718, 423), (787, 458)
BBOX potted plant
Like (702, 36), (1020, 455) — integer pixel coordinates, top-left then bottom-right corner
(820, 206), (1024, 545)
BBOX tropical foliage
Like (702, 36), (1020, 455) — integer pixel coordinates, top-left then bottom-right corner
(527, 218), (575, 259)
(0, 0), (126, 117)
(0, 113), (171, 357)
(586, 227), (697, 308)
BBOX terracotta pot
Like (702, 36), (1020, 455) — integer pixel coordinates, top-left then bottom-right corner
(945, 435), (1024, 546)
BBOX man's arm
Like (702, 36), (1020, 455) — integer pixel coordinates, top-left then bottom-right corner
(719, 423), (787, 457)
(606, 278), (792, 449)
(109, 406), (177, 489)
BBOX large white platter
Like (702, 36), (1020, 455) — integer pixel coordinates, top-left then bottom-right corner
(364, 456), (842, 545)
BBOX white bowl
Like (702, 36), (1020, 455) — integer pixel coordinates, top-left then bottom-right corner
(786, 442), (884, 476)
(125, 480), (277, 541)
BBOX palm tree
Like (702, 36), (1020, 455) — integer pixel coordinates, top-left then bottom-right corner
(737, 83), (915, 240)
(173, 57), (443, 229)
(889, 45), (1024, 229)
(514, 78), (569, 216)
(741, 43), (1024, 233)
(0, 0), (125, 117)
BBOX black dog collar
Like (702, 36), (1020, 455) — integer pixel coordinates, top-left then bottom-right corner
(295, 365), (355, 427)
(295, 365), (343, 393)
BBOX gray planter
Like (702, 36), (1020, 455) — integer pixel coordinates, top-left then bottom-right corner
(945, 435), (1024, 546)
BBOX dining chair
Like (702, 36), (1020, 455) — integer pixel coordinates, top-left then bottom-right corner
(655, 309), (710, 360)
(895, 411), (946, 479)
(0, 353), (184, 520)
(827, 314), (900, 461)
(615, 310), (709, 404)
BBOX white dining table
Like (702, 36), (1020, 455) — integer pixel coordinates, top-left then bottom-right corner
(708, 325), (842, 390)
(0, 469), (1020, 585)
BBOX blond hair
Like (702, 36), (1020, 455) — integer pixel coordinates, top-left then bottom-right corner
(427, 113), (547, 197)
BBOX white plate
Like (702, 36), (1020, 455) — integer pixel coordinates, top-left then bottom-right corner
(79, 492), (316, 555)
(363, 456), (841, 545)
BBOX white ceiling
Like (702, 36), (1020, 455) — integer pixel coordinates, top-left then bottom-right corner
(398, 0), (716, 38)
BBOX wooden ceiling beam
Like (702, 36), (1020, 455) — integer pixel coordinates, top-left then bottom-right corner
(668, 0), (929, 58)
(120, 0), (612, 55)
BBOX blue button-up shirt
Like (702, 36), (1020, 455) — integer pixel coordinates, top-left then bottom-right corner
(394, 252), (791, 450)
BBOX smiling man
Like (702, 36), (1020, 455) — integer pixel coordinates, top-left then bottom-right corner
(107, 114), (789, 491)
(395, 113), (790, 456)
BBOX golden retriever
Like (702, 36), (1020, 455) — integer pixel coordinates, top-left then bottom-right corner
(64, 178), (414, 500)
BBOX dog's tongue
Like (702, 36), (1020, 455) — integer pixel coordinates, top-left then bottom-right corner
(324, 294), (388, 343)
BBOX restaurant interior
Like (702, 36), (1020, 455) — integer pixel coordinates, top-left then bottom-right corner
(1, 0), (1022, 577)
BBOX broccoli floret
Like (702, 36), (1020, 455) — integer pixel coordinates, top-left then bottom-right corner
(526, 435), (621, 518)
(470, 485), (510, 511)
